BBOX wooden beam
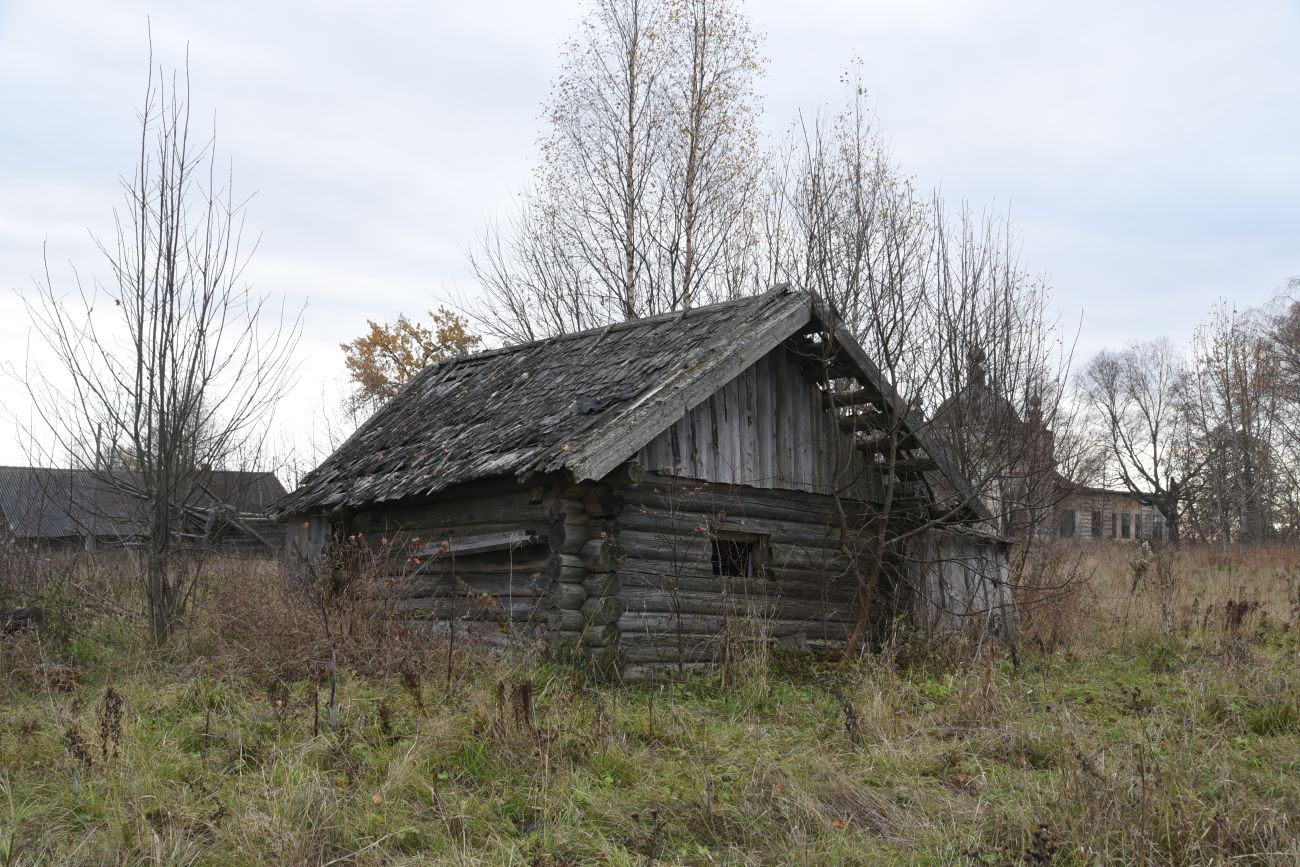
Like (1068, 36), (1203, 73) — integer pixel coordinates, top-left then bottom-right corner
(893, 457), (939, 474)
(825, 389), (881, 409)
(854, 432), (920, 452)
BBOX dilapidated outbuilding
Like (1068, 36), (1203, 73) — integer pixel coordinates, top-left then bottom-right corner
(0, 465), (286, 551)
(276, 288), (1012, 678)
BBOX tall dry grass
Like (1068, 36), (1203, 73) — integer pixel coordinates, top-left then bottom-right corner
(1, 538), (1296, 864)
(1017, 541), (1299, 652)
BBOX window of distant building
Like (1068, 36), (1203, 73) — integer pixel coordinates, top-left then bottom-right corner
(1091, 511), (1102, 538)
(1151, 519), (1163, 541)
(1058, 510), (1076, 538)
(1111, 513), (1118, 537)
(1121, 513), (1131, 539)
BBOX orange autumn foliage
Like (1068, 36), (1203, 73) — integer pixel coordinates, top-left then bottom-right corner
(341, 307), (481, 410)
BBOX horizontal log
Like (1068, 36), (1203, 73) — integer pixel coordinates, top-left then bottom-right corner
(767, 564), (857, 584)
(351, 520), (552, 549)
(582, 622), (619, 648)
(617, 530), (709, 562)
(619, 588), (852, 622)
(386, 572), (548, 598)
(768, 542), (853, 572)
(580, 595), (624, 626)
(579, 537), (627, 572)
(582, 571), (621, 597)
(621, 533), (857, 574)
(553, 566), (588, 585)
(618, 611), (851, 641)
(353, 490), (544, 532)
(619, 510), (843, 548)
(618, 570), (855, 601)
(405, 550), (553, 576)
(549, 610), (586, 632)
(625, 483), (871, 526)
(546, 581), (588, 611)
(561, 511), (591, 528)
(551, 553), (585, 572)
(618, 558), (716, 582)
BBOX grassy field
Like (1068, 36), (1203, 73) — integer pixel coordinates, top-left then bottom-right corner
(1, 543), (1297, 865)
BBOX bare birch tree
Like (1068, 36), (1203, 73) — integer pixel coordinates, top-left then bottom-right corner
(469, 0), (762, 339)
(22, 53), (300, 642)
(653, 0), (762, 308)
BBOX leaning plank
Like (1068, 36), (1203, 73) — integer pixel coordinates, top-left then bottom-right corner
(416, 529), (544, 558)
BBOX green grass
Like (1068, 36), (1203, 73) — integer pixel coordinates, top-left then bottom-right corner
(2, 619), (1297, 865)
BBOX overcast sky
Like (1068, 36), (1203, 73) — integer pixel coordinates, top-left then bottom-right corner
(2, 0), (1297, 468)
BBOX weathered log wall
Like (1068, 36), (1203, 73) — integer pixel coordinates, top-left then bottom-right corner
(307, 476), (632, 666)
(303, 479), (556, 639)
(614, 473), (865, 680)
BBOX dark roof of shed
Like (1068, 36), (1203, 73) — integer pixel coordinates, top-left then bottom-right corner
(0, 466), (286, 540)
(0, 466), (129, 539)
(279, 287), (992, 525)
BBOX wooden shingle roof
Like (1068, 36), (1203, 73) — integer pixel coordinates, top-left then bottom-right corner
(278, 287), (990, 523)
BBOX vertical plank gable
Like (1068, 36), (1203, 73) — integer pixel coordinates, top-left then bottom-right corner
(638, 343), (869, 495)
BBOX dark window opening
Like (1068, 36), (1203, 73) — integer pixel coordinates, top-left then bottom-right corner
(1091, 511), (1102, 538)
(1151, 519), (1163, 541)
(1111, 513), (1118, 537)
(1121, 513), (1131, 539)
(711, 533), (765, 578)
(1058, 510), (1076, 538)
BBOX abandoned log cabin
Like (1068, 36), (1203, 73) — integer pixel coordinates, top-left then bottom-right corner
(276, 287), (1012, 679)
